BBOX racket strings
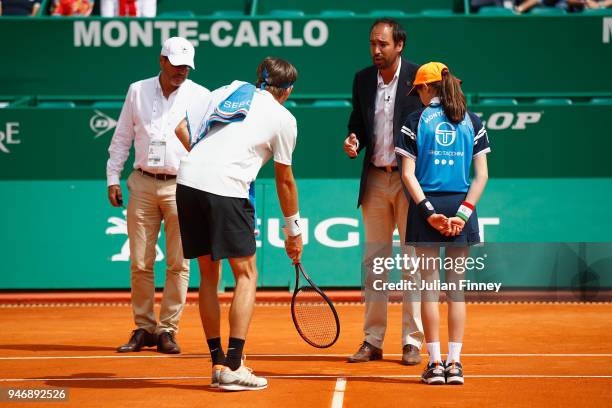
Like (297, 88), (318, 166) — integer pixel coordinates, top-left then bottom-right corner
(293, 287), (338, 346)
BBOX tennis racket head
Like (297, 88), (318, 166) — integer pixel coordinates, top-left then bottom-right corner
(290, 263), (340, 348)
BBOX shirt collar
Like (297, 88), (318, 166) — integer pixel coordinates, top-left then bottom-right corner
(430, 96), (441, 105)
(377, 58), (402, 87)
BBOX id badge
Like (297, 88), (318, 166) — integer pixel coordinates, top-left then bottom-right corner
(147, 140), (166, 167)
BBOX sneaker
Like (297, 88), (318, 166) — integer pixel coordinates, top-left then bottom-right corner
(444, 361), (464, 385)
(210, 365), (223, 388)
(421, 361), (445, 385)
(219, 362), (268, 391)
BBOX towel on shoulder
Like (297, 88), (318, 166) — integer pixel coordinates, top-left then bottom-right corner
(190, 80), (255, 147)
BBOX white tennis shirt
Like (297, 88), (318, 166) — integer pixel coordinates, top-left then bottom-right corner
(106, 76), (211, 186)
(178, 89), (297, 199)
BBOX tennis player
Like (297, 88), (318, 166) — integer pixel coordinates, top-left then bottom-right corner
(395, 62), (490, 385)
(175, 57), (302, 391)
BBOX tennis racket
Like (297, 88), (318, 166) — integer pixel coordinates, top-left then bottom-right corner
(290, 262), (340, 348)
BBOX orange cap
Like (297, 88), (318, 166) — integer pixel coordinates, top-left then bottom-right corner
(408, 62), (460, 95)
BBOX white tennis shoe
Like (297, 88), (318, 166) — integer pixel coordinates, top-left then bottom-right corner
(218, 357), (268, 391)
(210, 365), (223, 388)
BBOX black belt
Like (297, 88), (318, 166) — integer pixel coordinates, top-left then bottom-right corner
(137, 169), (177, 180)
(371, 164), (398, 173)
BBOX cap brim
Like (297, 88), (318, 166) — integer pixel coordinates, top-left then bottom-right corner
(167, 54), (195, 70)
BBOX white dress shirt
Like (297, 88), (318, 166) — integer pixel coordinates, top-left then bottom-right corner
(371, 59), (401, 167)
(106, 76), (211, 186)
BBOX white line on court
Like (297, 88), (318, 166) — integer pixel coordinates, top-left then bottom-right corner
(331, 378), (346, 408)
(0, 375), (611, 383)
(1, 353), (612, 361)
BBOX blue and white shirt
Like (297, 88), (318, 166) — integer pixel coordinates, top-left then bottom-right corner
(395, 97), (490, 193)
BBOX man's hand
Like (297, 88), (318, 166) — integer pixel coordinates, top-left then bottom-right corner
(343, 133), (359, 158)
(175, 118), (192, 152)
(285, 234), (303, 264)
(108, 185), (123, 207)
(427, 213), (450, 233)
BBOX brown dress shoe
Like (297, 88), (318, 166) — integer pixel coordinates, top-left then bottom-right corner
(401, 344), (422, 365)
(117, 329), (157, 353)
(347, 341), (383, 363)
(157, 331), (181, 354)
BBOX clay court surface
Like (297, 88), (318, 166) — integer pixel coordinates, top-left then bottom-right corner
(1, 300), (611, 407)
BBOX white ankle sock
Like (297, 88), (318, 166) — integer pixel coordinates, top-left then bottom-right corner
(426, 342), (442, 364)
(447, 342), (462, 363)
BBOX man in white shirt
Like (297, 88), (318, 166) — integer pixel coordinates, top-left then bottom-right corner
(106, 36), (210, 354)
(174, 57), (302, 391)
(343, 19), (425, 365)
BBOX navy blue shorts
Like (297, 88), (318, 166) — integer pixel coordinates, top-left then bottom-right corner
(176, 184), (256, 260)
(405, 192), (480, 246)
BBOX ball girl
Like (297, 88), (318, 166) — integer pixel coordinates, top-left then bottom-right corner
(395, 62), (490, 385)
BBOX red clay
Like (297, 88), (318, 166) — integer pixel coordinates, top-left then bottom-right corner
(0, 303), (610, 407)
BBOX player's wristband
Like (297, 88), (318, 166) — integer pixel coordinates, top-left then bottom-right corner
(417, 199), (436, 220)
(284, 212), (302, 236)
(456, 201), (475, 223)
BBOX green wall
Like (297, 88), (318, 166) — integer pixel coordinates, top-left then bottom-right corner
(1, 12), (611, 291)
(1, 179), (611, 290)
(1, 103), (611, 180)
(0, 16), (610, 97)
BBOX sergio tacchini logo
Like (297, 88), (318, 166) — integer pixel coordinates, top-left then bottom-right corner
(435, 122), (457, 147)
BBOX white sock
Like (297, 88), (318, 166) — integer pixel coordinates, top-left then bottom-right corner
(447, 342), (462, 364)
(426, 342), (442, 364)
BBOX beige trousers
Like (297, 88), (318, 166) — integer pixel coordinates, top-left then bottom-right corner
(362, 167), (424, 349)
(126, 170), (190, 335)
